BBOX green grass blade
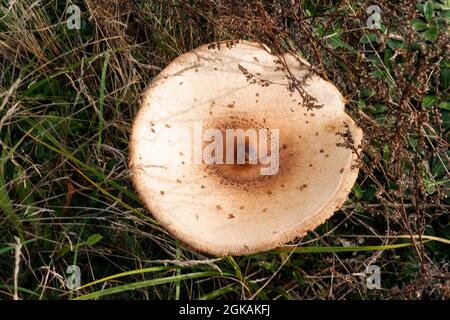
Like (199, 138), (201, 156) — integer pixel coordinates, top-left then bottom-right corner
(73, 271), (220, 300)
(199, 283), (238, 300)
(266, 242), (418, 255)
(98, 53), (110, 149)
(0, 239), (37, 255)
(76, 266), (179, 290)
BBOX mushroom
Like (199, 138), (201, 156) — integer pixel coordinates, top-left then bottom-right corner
(129, 40), (363, 256)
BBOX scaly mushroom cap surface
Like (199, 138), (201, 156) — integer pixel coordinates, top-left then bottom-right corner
(129, 40), (363, 256)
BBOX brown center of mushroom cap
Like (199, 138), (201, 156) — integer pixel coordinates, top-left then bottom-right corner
(203, 113), (297, 192)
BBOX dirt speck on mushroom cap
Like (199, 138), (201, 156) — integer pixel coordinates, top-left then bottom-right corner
(129, 40), (363, 256)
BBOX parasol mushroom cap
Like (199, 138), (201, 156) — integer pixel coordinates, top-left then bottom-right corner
(129, 40), (363, 256)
